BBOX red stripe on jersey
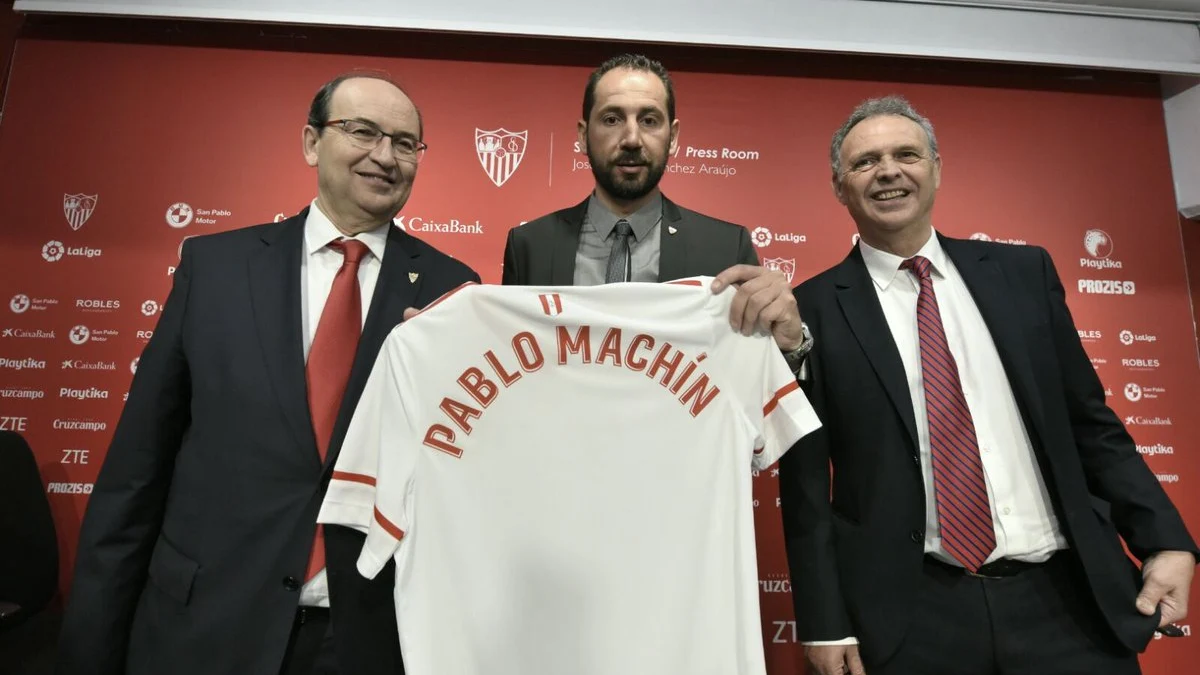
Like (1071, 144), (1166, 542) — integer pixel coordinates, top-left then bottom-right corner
(552, 293), (562, 314)
(763, 380), (800, 417)
(538, 294), (551, 315)
(408, 282), (476, 321)
(331, 471), (376, 487)
(666, 279), (703, 286)
(374, 507), (406, 541)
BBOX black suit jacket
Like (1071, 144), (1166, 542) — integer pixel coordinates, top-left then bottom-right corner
(57, 210), (479, 675)
(501, 195), (758, 284)
(779, 234), (1196, 665)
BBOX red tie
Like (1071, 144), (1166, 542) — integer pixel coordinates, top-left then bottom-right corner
(304, 238), (369, 581)
(901, 255), (996, 572)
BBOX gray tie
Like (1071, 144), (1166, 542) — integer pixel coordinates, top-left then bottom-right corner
(605, 219), (634, 284)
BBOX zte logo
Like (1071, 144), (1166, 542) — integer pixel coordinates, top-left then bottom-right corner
(772, 621), (800, 644)
(1077, 279), (1135, 295)
(0, 416), (29, 431)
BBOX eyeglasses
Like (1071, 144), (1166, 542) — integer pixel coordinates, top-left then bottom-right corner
(322, 119), (428, 164)
(843, 150), (934, 177)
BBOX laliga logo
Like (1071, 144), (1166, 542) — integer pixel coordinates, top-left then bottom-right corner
(130, 357), (139, 374)
(42, 240), (65, 262)
(166, 202), (194, 228)
(1124, 383), (1142, 402)
(1120, 330), (1134, 346)
(10, 294), (30, 314)
(63, 193), (98, 231)
(141, 300), (160, 316)
(1083, 229), (1114, 259)
(69, 325), (91, 345)
(763, 257), (796, 283)
(751, 227), (773, 249)
(475, 128), (528, 187)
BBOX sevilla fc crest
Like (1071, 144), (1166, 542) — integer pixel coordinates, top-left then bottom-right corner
(475, 128), (528, 187)
(63, 193), (98, 231)
(762, 257), (796, 283)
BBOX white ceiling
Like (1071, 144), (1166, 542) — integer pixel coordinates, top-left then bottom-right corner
(893, 0), (1200, 20)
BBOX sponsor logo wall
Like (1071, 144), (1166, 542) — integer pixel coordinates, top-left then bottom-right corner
(0, 39), (1197, 673)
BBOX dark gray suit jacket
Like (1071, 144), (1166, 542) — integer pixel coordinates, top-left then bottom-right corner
(501, 195), (758, 284)
(57, 209), (479, 675)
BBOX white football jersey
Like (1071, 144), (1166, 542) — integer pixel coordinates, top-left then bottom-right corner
(318, 278), (820, 675)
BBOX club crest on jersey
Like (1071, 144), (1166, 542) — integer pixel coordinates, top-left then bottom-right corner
(762, 257), (796, 283)
(475, 128), (528, 187)
(538, 293), (563, 316)
(63, 193), (98, 231)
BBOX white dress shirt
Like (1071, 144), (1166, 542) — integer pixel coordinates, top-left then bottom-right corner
(806, 229), (1067, 647)
(298, 200), (389, 608)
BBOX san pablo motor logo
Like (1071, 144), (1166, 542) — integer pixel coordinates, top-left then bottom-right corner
(475, 128), (528, 187)
(63, 193), (98, 231)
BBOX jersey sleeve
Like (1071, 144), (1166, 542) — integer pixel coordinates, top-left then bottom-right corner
(752, 341), (821, 470)
(317, 337), (418, 579)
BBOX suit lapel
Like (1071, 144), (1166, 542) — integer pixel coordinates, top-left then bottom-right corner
(941, 235), (1050, 447)
(324, 225), (423, 468)
(248, 212), (319, 465)
(834, 249), (920, 451)
(550, 200), (587, 285)
(657, 197), (687, 282)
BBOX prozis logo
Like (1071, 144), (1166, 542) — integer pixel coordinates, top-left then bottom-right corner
(46, 482), (93, 495)
(9, 294), (57, 314)
(1078, 279), (1135, 295)
(0, 357), (47, 371)
(393, 215), (484, 235)
(1119, 330), (1157, 346)
(1125, 415), (1172, 426)
(1121, 358), (1160, 371)
(1081, 229), (1121, 270)
(1123, 383), (1165, 402)
(750, 226), (806, 249)
(1077, 329), (1102, 343)
(76, 299), (120, 313)
(969, 232), (1028, 245)
(41, 240), (102, 262)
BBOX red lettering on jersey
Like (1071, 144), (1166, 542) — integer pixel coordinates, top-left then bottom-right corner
(485, 349), (522, 387)
(423, 424), (463, 458)
(679, 373), (721, 417)
(513, 332), (545, 372)
(458, 367), (498, 407)
(556, 325), (592, 365)
(440, 397), (482, 434)
(646, 341), (683, 387)
(596, 327), (623, 366)
(625, 334), (655, 372)
(669, 360), (699, 395)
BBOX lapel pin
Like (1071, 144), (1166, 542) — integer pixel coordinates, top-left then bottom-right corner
(668, 226), (678, 235)
(408, 272), (419, 283)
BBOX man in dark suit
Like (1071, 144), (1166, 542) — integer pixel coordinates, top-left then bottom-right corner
(503, 53), (811, 366)
(780, 95), (1196, 675)
(57, 72), (478, 675)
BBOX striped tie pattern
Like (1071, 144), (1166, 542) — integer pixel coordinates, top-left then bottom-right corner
(901, 255), (996, 572)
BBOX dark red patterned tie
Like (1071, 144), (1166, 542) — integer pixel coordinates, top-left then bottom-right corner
(304, 238), (369, 581)
(901, 255), (996, 572)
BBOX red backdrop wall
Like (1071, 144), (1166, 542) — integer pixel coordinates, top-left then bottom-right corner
(0, 18), (1197, 673)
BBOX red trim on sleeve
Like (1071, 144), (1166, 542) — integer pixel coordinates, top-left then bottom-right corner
(331, 471), (377, 487)
(374, 507), (406, 541)
(666, 279), (703, 286)
(763, 380), (800, 417)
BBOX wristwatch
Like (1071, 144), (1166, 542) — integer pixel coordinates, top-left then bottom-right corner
(782, 322), (814, 372)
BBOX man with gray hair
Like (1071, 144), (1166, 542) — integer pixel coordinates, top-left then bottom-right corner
(778, 95), (1196, 675)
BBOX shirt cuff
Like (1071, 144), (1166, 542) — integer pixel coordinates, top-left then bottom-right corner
(802, 637), (860, 646)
